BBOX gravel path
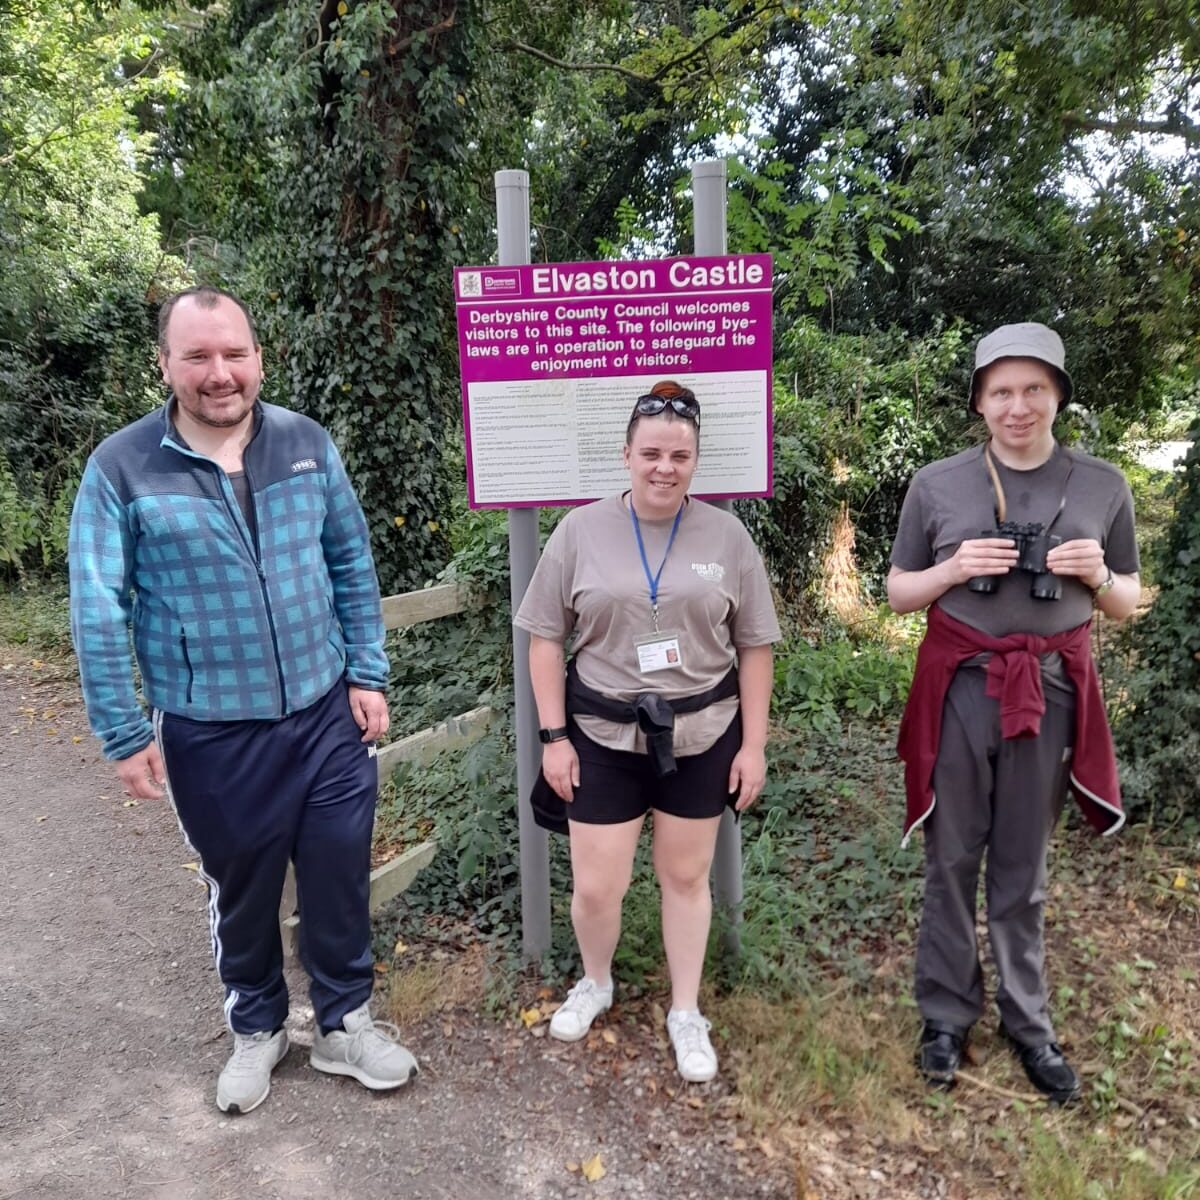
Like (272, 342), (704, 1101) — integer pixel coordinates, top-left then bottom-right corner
(0, 657), (793, 1200)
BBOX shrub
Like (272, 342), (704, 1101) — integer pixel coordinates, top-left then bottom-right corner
(741, 321), (968, 611)
(1113, 419), (1200, 826)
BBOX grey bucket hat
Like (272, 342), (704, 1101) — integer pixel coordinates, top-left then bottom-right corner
(969, 322), (1073, 410)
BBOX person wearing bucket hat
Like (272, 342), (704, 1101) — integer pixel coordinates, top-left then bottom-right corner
(513, 381), (780, 1084)
(968, 323), (1074, 411)
(886, 322), (1141, 1103)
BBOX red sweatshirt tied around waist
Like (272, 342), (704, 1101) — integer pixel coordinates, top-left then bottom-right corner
(897, 604), (1123, 844)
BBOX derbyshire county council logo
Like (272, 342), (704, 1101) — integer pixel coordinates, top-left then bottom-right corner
(691, 561), (725, 583)
(459, 271), (483, 297)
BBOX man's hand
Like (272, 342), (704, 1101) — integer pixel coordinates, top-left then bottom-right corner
(541, 739), (580, 803)
(348, 686), (389, 742)
(1046, 538), (1107, 589)
(116, 743), (166, 800)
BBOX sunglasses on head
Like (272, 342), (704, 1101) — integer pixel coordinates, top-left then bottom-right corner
(633, 393), (701, 424)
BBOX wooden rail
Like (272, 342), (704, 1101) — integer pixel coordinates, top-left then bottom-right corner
(378, 579), (495, 776)
(382, 581), (470, 630)
(376, 704), (495, 778)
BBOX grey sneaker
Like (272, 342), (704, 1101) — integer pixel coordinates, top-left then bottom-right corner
(549, 977), (613, 1042)
(667, 1009), (718, 1083)
(216, 1028), (288, 1114)
(310, 1002), (418, 1090)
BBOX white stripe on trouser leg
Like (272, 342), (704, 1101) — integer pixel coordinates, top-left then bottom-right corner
(153, 708), (232, 1023)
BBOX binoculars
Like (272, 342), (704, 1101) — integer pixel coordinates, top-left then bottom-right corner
(967, 520), (1062, 601)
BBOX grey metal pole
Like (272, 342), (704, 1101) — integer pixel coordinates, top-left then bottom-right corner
(496, 169), (552, 961)
(692, 159), (728, 258)
(692, 158), (743, 956)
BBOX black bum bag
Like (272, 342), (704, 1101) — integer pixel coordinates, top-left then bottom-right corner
(528, 662), (739, 835)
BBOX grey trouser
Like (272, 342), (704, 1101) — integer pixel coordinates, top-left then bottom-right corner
(915, 663), (1075, 1045)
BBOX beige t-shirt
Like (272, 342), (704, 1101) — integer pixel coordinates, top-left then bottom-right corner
(514, 495), (781, 755)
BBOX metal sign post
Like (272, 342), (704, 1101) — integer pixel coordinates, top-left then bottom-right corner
(693, 158), (744, 957)
(495, 170), (552, 962)
(494, 161), (750, 961)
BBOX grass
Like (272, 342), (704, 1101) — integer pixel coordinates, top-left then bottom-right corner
(691, 718), (1200, 1199)
(383, 942), (489, 1025)
(463, 707), (1199, 1198)
(0, 576), (72, 657)
(712, 989), (921, 1139)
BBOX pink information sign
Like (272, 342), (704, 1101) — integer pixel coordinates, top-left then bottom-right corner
(454, 254), (773, 508)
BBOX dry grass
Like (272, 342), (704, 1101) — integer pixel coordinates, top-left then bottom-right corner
(383, 942), (489, 1026)
(714, 973), (1200, 1198)
(705, 826), (1200, 1200)
(714, 988), (922, 1141)
(818, 503), (867, 626)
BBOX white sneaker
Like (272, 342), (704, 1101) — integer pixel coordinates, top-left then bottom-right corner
(668, 1009), (718, 1082)
(549, 977), (613, 1042)
(216, 1028), (288, 1114)
(310, 1002), (418, 1090)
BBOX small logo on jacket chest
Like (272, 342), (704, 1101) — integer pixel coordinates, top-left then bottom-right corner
(691, 561), (725, 583)
(291, 458), (317, 473)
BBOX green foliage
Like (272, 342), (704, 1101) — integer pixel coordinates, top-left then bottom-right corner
(0, 455), (82, 577)
(773, 633), (916, 735)
(1114, 422), (1200, 825)
(0, 577), (71, 653)
(741, 322), (966, 604)
(706, 716), (926, 997)
(1020, 1119), (1200, 1200)
(0, 456), (39, 572)
(0, 2), (181, 540)
(732, 0), (1198, 442)
(147, 0), (484, 593)
(726, 148), (923, 313)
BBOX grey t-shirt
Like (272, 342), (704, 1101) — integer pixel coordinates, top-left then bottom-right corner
(890, 443), (1139, 637)
(514, 495), (781, 755)
(227, 470), (255, 538)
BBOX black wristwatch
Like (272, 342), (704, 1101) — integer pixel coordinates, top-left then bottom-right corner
(538, 726), (570, 744)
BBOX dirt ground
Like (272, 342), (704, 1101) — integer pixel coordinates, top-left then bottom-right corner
(0, 653), (800, 1200)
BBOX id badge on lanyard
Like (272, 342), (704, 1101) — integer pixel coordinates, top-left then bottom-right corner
(634, 630), (683, 673)
(629, 501), (686, 674)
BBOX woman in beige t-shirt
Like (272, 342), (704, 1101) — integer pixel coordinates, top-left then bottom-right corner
(514, 381), (780, 1083)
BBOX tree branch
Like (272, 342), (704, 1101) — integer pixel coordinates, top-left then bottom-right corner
(1063, 111), (1200, 144)
(647, 1), (775, 85)
(503, 39), (655, 85)
(505, 1), (777, 95)
(0, 123), (71, 169)
(385, 12), (457, 58)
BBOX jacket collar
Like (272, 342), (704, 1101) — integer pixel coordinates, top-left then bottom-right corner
(159, 395), (264, 452)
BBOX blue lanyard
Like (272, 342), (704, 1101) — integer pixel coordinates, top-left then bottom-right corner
(629, 500), (683, 632)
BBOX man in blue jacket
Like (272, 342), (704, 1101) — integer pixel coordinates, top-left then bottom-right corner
(69, 286), (416, 1114)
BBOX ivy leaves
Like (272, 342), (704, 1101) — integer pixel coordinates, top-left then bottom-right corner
(154, 0), (475, 591)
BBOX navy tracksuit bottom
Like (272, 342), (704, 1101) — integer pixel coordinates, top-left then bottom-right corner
(154, 680), (378, 1035)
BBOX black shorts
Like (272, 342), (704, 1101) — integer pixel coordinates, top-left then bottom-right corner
(563, 712), (742, 825)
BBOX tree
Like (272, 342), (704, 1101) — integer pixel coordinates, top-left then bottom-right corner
(144, 0), (533, 592)
(0, 0), (181, 571)
(1115, 426), (1200, 823)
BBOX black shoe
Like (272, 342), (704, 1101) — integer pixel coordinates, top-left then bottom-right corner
(917, 1021), (967, 1088)
(1002, 1030), (1082, 1104)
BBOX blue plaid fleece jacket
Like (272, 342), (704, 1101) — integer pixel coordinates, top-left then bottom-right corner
(69, 400), (389, 760)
